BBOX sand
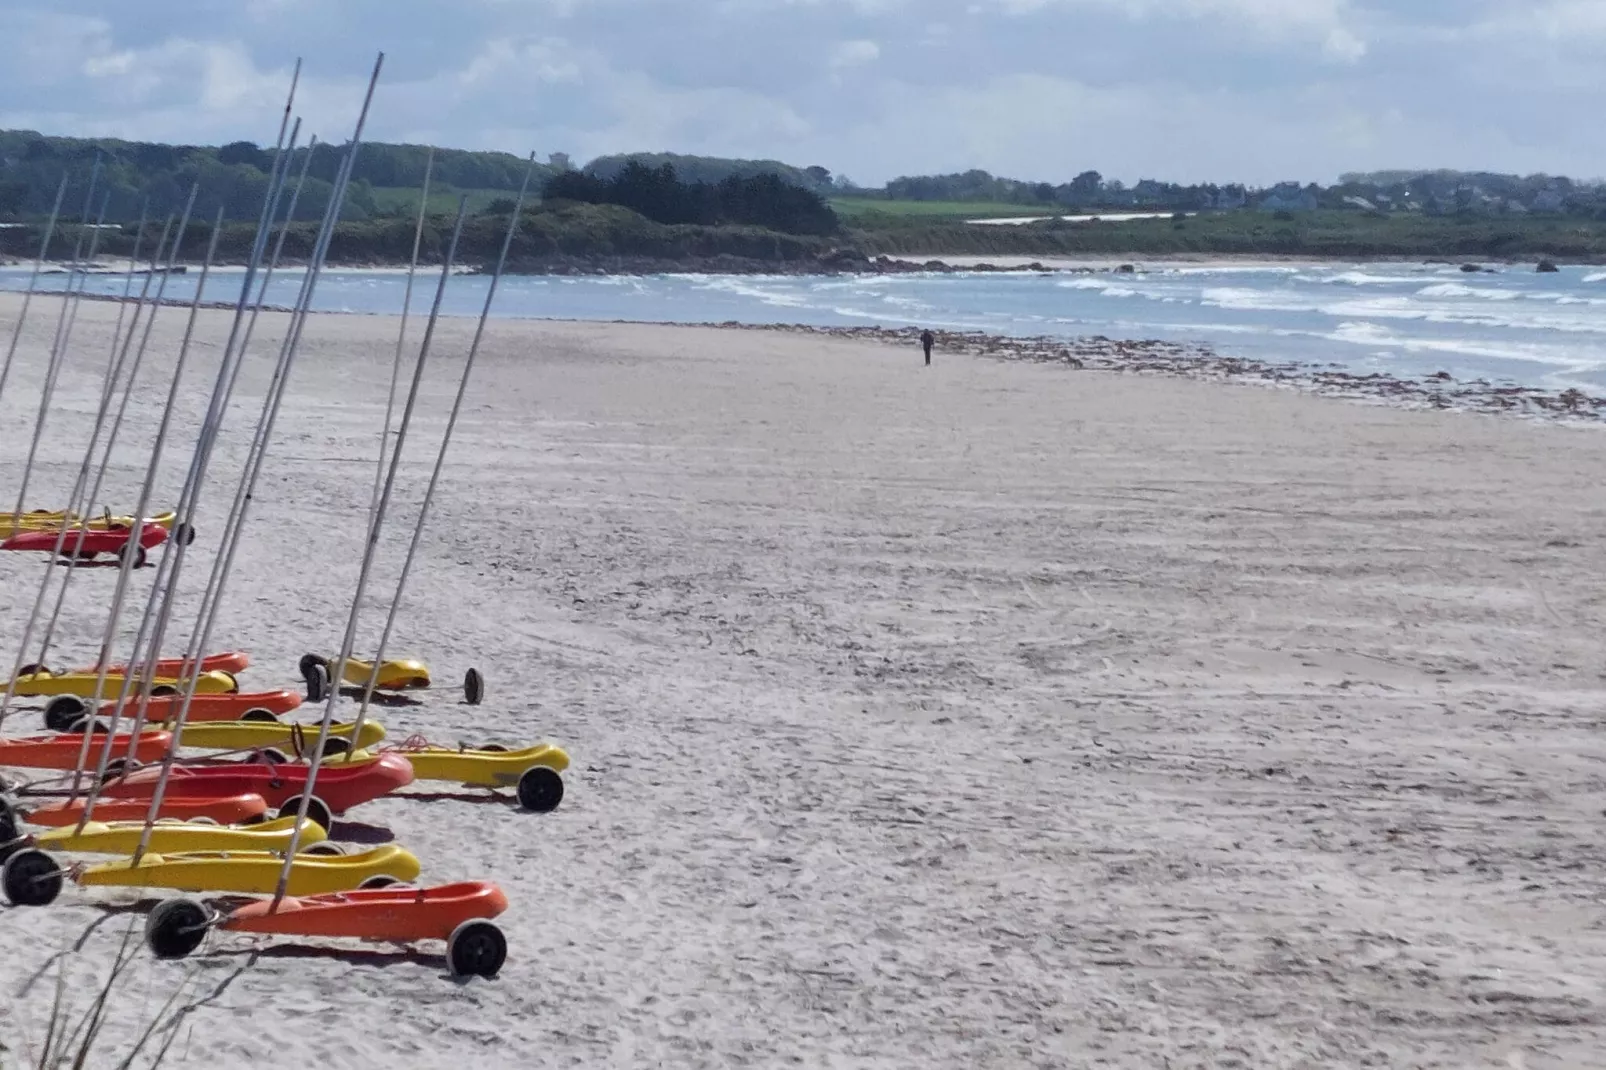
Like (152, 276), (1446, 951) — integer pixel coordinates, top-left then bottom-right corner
(2, 292), (1605, 1068)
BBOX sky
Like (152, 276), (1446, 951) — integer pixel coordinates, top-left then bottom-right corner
(0, 0), (1602, 188)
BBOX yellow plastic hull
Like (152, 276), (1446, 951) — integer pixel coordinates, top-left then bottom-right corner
(0, 510), (177, 539)
(335, 656), (430, 690)
(178, 720), (387, 752)
(36, 816), (325, 856)
(75, 844), (421, 895)
(10, 668), (236, 699)
(402, 743), (570, 787)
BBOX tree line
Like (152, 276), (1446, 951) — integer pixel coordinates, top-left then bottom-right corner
(872, 167), (1606, 218)
(0, 130), (558, 223)
(542, 161), (839, 236)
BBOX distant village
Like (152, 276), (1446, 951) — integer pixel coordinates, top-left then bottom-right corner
(864, 168), (1606, 218)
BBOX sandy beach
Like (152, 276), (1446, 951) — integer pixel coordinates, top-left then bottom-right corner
(3, 292), (1606, 1068)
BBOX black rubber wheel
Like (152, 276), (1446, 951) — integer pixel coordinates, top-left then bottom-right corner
(515, 767), (564, 813)
(463, 668), (484, 706)
(299, 654), (329, 689)
(68, 717), (113, 735)
(240, 708), (279, 723)
(0, 798), (19, 848)
(359, 875), (402, 889)
(256, 748), (289, 765)
(1, 848), (64, 906)
(304, 664), (329, 704)
(145, 898), (209, 959)
(278, 794), (332, 832)
(119, 542), (148, 570)
(151, 684), (178, 697)
(102, 757), (141, 783)
(44, 695), (88, 732)
(317, 737), (352, 757)
(16, 663), (47, 678)
(447, 920), (507, 978)
(175, 523), (197, 547)
(480, 743), (510, 753)
(299, 841), (344, 857)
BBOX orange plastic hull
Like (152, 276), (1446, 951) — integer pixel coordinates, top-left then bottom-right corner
(88, 652), (251, 678)
(100, 690), (302, 723)
(0, 730), (172, 770)
(20, 793), (268, 828)
(221, 881), (508, 942)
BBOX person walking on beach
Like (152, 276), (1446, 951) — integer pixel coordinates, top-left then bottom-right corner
(920, 328), (935, 366)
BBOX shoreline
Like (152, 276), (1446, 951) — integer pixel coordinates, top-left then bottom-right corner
(723, 323), (1606, 426)
(2, 251), (1574, 278)
(13, 288), (1604, 428)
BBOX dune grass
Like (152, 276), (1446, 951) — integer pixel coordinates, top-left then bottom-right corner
(0, 914), (250, 1070)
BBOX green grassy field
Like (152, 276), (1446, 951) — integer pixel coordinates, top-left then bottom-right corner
(829, 197), (1050, 220)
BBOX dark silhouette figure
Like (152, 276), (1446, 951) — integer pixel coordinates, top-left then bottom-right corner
(920, 329), (935, 366)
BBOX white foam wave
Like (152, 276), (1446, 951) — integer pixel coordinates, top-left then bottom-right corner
(1416, 282), (1520, 301)
(1319, 271), (1431, 286)
(1327, 320), (1597, 368)
(694, 276), (811, 308)
(1200, 286), (1309, 312)
(878, 294), (934, 312)
(1158, 264), (1303, 277)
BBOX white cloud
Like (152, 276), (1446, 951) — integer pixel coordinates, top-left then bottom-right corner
(985, 0), (1365, 60)
(1321, 26), (1366, 62)
(458, 38), (584, 86)
(2, 1), (1606, 188)
(82, 51), (137, 79)
(829, 39), (881, 67)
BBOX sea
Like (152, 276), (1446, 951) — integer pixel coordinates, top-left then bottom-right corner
(5, 260), (1606, 392)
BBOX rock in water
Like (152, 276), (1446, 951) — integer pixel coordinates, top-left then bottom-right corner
(1537, 259), (1560, 273)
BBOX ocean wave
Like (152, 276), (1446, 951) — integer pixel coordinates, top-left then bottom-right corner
(1157, 265), (1304, 277)
(878, 294), (935, 312)
(1327, 320), (1599, 368)
(1318, 271), (1433, 286)
(1200, 286), (1313, 312)
(1416, 282), (1521, 301)
(692, 277), (812, 308)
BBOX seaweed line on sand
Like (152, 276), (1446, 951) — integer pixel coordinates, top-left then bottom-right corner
(705, 322), (1606, 427)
